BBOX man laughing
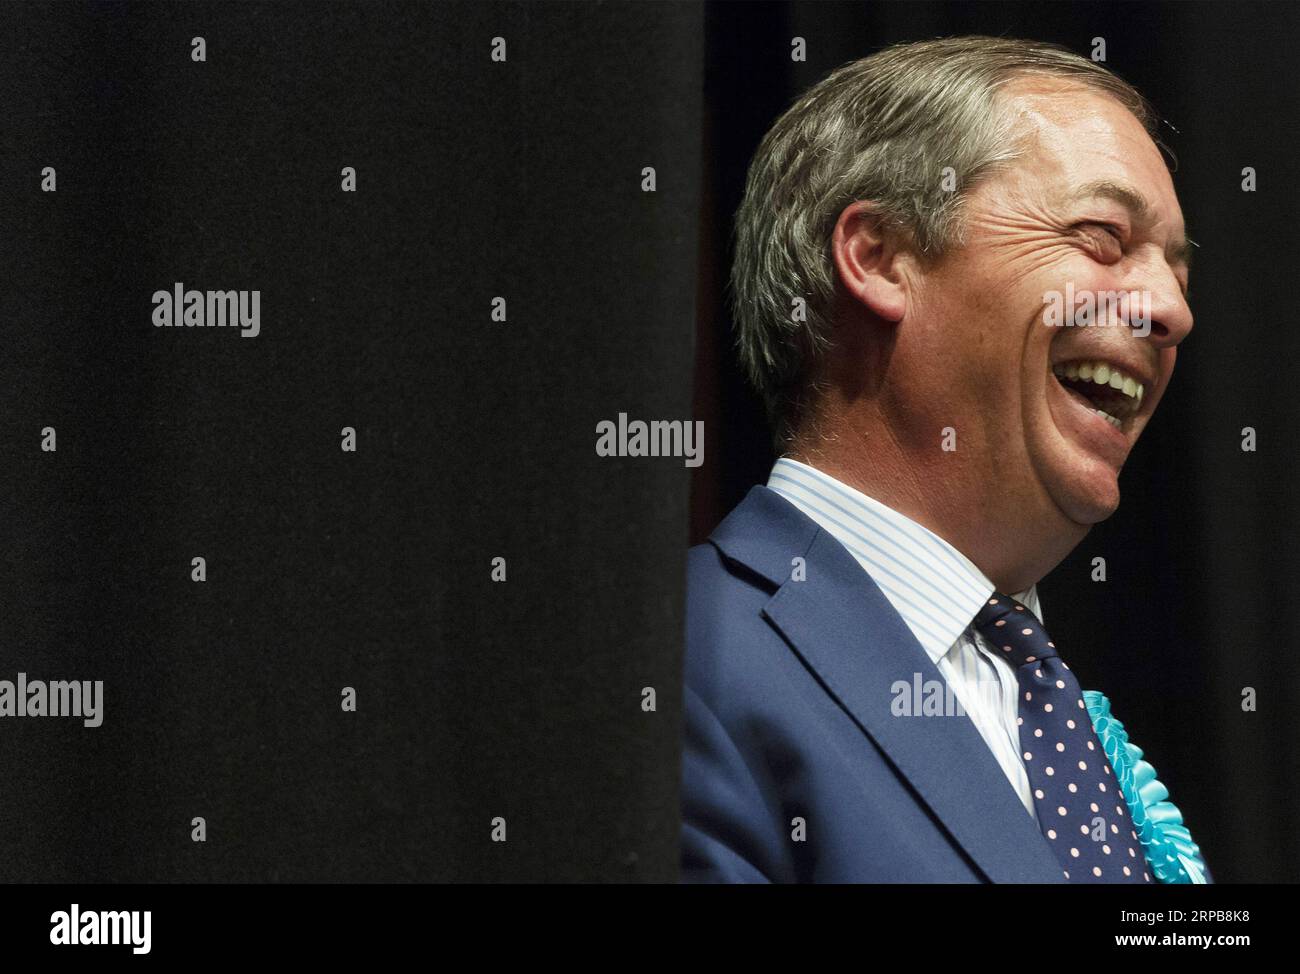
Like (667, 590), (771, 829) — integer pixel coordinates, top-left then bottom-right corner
(681, 36), (1209, 883)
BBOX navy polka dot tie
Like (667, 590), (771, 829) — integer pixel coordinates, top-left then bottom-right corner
(972, 595), (1152, 884)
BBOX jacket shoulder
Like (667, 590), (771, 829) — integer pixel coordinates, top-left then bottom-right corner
(683, 539), (785, 696)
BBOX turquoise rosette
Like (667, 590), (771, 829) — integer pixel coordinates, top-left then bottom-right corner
(1083, 690), (1208, 884)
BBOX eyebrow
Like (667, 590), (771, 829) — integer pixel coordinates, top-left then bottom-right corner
(1068, 179), (1194, 270)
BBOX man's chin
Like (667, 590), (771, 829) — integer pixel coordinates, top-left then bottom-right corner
(1052, 476), (1121, 526)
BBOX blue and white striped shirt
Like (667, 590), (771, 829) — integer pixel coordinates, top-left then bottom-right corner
(767, 457), (1039, 818)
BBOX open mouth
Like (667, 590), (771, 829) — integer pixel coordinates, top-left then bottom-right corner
(1050, 360), (1145, 431)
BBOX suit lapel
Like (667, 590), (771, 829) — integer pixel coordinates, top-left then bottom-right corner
(711, 486), (1065, 884)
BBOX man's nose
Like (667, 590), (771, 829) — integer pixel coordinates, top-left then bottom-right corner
(1139, 271), (1193, 349)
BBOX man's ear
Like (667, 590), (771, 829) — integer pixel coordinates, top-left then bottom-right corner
(831, 201), (909, 324)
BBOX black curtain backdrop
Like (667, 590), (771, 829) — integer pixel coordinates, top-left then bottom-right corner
(0, 1), (700, 882)
(694, 0), (1300, 883)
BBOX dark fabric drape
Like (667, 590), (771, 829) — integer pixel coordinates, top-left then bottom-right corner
(694, 0), (1300, 883)
(0, 1), (701, 882)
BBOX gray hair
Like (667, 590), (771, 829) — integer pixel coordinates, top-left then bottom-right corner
(729, 36), (1160, 451)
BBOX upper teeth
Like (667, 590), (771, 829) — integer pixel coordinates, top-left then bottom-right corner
(1052, 360), (1145, 403)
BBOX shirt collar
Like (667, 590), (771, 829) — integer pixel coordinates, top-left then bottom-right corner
(765, 457), (1041, 665)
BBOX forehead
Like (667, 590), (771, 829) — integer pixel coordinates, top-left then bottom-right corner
(994, 75), (1184, 230)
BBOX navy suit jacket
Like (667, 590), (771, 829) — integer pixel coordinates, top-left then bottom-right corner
(682, 485), (1092, 883)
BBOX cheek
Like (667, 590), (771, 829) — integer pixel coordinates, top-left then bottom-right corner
(948, 276), (1040, 386)
(915, 248), (1071, 397)
(1145, 347), (1179, 406)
